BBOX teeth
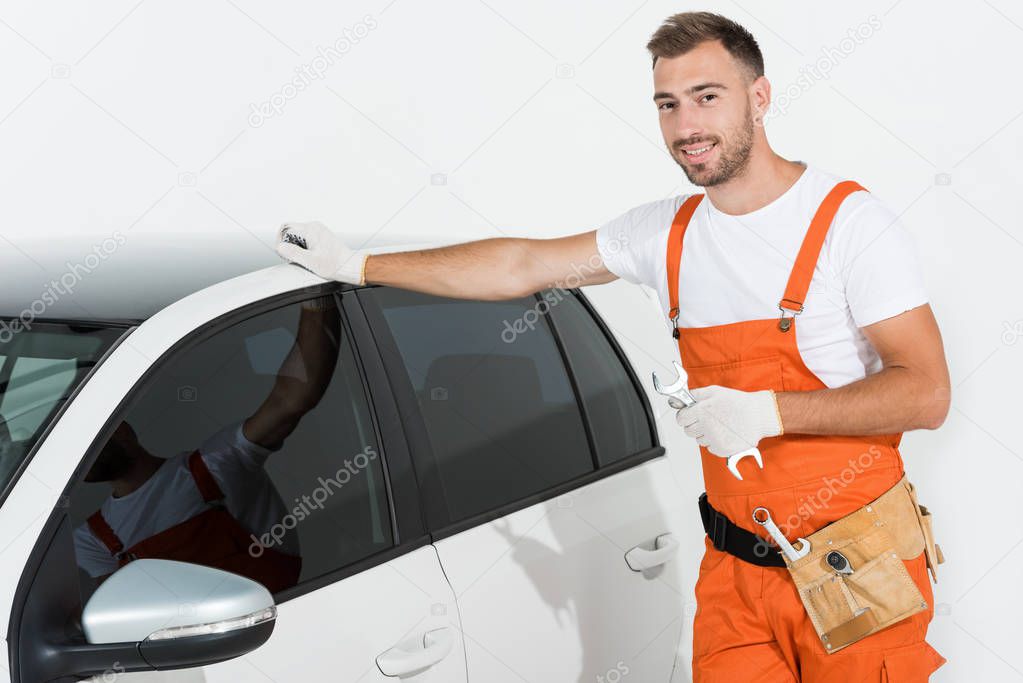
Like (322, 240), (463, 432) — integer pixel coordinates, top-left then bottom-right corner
(685, 144), (713, 155)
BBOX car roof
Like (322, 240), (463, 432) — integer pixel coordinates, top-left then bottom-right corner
(0, 231), (444, 325)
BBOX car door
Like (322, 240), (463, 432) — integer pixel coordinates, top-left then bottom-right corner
(358, 286), (687, 682)
(3, 268), (468, 682)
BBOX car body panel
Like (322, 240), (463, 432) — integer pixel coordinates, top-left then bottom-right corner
(433, 456), (686, 681)
(138, 546), (467, 682)
(1, 255), (695, 682)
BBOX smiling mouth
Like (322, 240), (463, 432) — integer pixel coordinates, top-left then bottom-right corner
(680, 142), (716, 162)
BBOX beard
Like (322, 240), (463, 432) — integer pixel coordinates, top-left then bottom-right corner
(673, 99), (756, 188)
(84, 438), (134, 482)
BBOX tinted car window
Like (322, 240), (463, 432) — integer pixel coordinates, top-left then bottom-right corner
(365, 288), (594, 523)
(65, 295), (391, 597)
(546, 292), (654, 464)
(0, 323), (125, 499)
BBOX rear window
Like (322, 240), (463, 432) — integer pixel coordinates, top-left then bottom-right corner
(0, 321), (126, 498)
(363, 288), (595, 523)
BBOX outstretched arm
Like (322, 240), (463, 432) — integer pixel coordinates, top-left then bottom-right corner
(242, 296), (342, 450)
(276, 221), (618, 300)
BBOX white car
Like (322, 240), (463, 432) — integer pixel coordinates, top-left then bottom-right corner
(0, 237), (690, 682)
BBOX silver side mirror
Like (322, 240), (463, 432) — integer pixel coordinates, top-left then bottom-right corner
(82, 559), (276, 667)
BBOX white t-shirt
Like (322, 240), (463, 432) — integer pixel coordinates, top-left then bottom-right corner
(73, 420), (294, 577)
(595, 162), (929, 388)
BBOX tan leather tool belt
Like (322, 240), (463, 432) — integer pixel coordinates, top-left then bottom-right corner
(782, 475), (945, 654)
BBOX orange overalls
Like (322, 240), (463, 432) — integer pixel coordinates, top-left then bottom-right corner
(666, 181), (946, 681)
(87, 450), (301, 593)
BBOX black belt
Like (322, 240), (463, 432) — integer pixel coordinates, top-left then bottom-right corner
(698, 492), (786, 568)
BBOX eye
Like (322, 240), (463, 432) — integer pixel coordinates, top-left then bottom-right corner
(700, 94), (717, 103)
(658, 102), (676, 111)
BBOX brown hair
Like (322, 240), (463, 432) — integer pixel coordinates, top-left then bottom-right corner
(647, 11), (764, 84)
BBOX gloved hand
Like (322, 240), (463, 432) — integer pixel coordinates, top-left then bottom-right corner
(276, 221), (368, 285)
(674, 385), (783, 458)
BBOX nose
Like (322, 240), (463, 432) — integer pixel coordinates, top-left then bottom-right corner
(670, 108), (705, 149)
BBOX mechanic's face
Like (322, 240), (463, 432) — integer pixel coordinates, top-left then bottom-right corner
(84, 421), (138, 482)
(653, 40), (763, 187)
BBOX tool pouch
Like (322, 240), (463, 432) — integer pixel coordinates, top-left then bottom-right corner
(907, 480), (946, 583)
(782, 475), (944, 654)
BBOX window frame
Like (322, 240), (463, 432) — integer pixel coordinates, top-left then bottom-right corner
(355, 285), (663, 541)
(544, 287), (659, 463)
(12, 283), (431, 615)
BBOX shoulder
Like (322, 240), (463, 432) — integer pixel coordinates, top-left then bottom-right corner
(601, 194), (690, 231)
(199, 420), (272, 471)
(801, 165), (891, 226)
(799, 167), (901, 251)
(832, 188), (903, 249)
(595, 194), (694, 287)
(809, 173), (924, 297)
(598, 194), (692, 250)
(73, 518), (99, 544)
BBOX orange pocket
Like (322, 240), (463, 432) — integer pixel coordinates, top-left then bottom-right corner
(684, 354), (786, 394)
(880, 641), (946, 681)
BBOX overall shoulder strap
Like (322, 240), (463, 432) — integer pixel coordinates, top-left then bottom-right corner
(187, 450), (225, 503)
(665, 194), (705, 336)
(87, 510), (124, 555)
(778, 180), (867, 314)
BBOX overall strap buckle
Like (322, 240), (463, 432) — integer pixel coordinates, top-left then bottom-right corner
(664, 194), (705, 341)
(777, 300), (804, 332)
(776, 180), (868, 332)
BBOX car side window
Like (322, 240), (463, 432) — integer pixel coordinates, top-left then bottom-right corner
(65, 295), (392, 597)
(363, 288), (594, 523)
(545, 292), (654, 464)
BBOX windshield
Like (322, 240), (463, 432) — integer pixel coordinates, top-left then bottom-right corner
(0, 321), (128, 497)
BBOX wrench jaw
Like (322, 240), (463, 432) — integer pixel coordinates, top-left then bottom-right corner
(725, 447), (764, 480)
(751, 506), (812, 563)
(652, 361), (697, 408)
(790, 538), (812, 561)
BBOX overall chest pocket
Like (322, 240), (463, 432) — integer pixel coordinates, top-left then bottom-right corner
(684, 354), (786, 394)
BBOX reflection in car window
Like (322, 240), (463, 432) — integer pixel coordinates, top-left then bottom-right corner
(365, 288), (594, 523)
(0, 323), (125, 498)
(65, 296), (392, 597)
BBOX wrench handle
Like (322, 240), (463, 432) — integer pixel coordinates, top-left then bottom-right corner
(665, 389), (697, 409)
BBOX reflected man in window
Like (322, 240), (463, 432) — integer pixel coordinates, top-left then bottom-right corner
(72, 296), (341, 592)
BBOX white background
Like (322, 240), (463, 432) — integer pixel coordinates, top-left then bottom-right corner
(1, 0), (1021, 680)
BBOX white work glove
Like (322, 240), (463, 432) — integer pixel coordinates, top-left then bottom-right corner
(674, 385), (783, 458)
(276, 221), (368, 285)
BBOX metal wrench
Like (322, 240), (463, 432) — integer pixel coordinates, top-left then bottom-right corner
(652, 360), (697, 407)
(652, 360), (764, 480)
(751, 506), (811, 562)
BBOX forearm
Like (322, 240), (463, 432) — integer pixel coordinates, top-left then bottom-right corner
(243, 300), (342, 449)
(271, 299), (341, 412)
(776, 366), (950, 435)
(364, 237), (535, 300)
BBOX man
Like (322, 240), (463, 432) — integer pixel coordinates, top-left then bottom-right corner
(276, 11), (949, 681)
(73, 296), (340, 594)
